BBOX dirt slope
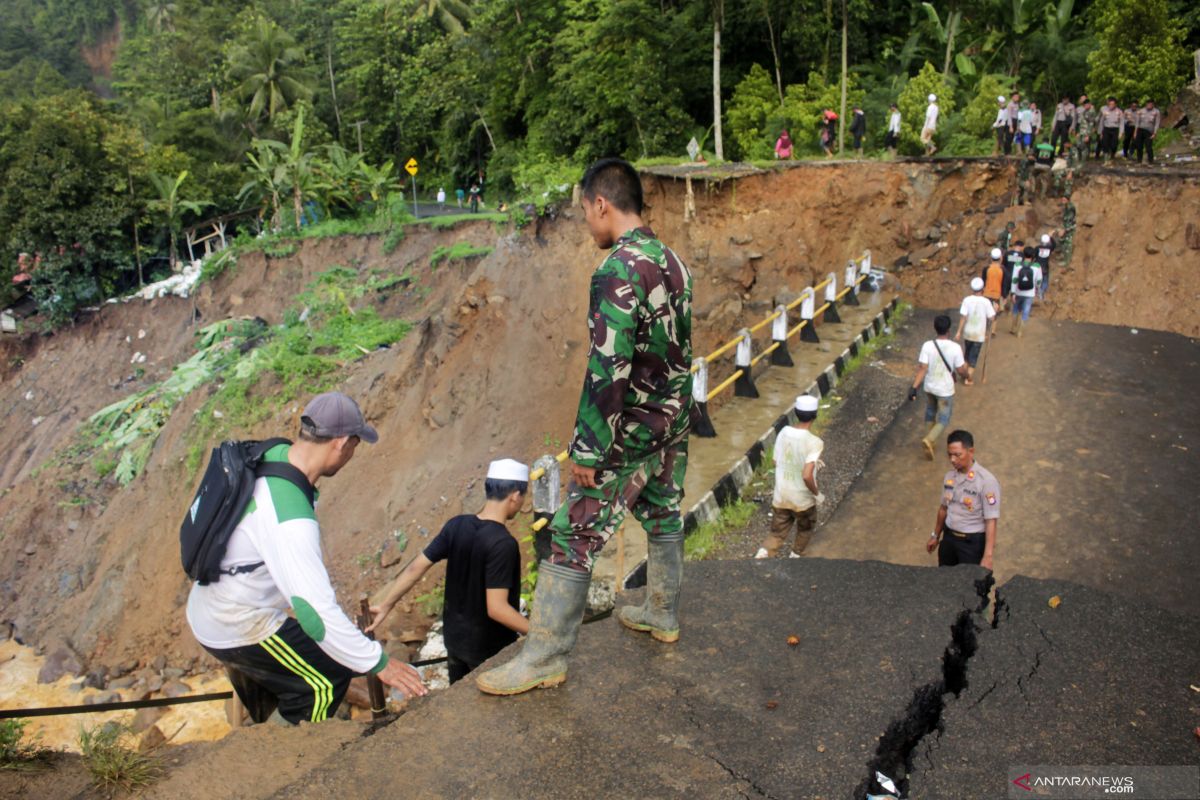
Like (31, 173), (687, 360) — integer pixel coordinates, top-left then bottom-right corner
(0, 160), (1195, 677)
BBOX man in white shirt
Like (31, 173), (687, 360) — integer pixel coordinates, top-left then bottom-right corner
(991, 96), (1008, 155)
(1008, 246), (1043, 337)
(908, 315), (968, 459)
(954, 277), (996, 385)
(922, 94), (939, 156)
(187, 392), (427, 725)
(885, 103), (902, 157)
(756, 395), (823, 559)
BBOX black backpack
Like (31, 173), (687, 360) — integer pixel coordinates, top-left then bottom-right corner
(181, 438), (315, 585)
(1016, 264), (1035, 291)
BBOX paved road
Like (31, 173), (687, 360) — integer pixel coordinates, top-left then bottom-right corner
(808, 311), (1200, 618)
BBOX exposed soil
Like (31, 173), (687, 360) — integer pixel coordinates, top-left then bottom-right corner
(0, 159), (1195, 699)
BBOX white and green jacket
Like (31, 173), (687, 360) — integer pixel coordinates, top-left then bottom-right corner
(186, 444), (387, 675)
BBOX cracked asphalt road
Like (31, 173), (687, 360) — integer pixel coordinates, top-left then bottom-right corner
(271, 559), (990, 799)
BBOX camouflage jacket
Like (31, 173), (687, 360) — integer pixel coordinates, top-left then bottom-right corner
(1075, 108), (1097, 138)
(569, 227), (694, 469)
(1062, 202), (1076, 231)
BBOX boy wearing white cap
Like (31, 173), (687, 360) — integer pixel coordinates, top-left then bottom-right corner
(369, 459), (531, 683)
(954, 277), (996, 385)
(1035, 233), (1054, 299)
(756, 395), (824, 559)
(980, 248), (1005, 315)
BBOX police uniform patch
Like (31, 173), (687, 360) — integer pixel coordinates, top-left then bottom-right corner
(967, 470), (975, 480)
(986, 493), (996, 505)
(963, 497), (974, 510)
(944, 479), (955, 488)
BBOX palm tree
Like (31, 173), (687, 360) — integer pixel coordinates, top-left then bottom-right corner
(145, 0), (176, 33)
(228, 19), (314, 126)
(712, 0), (725, 160)
(239, 141), (289, 231)
(413, 0), (474, 34)
(149, 171), (208, 273)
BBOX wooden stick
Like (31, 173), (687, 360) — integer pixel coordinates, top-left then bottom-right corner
(616, 523), (626, 588)
(357, 595), (387, 719)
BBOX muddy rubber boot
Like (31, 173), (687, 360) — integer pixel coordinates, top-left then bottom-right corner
(617, 532), (684, 643)
(476, 562), (589, 696)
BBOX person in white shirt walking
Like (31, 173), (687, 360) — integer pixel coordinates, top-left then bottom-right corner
(186, 392), (427, 725)
(922, 94), (939, 156)
(1008, 245), (1043, 337)
(756, 395), (824, 558)
(991, 96), (1009, 156)
(908, 315), (968, 459)
(954, 277), (996, 385)
(885, 104), (902, 157)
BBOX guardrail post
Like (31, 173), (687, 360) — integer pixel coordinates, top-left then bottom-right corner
(531, 455), (559, 563)
(799, 289), (820, 343)
(691, 357), (717, 437)
(769, 304), (793, 366)
(843, 260), (861, 306)
(860, 249), (879, 293)
(733, 328), (759, 398)
(822, 271), (842, 323)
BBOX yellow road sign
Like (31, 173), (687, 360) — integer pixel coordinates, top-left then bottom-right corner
(405, 158), (418, 176)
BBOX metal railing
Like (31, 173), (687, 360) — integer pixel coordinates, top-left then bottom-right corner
(527, 249), (874, 535)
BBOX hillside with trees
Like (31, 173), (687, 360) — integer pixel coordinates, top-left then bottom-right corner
(0, 0), (1195, 321)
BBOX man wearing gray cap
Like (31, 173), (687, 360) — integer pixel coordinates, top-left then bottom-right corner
(187, 392), (427, 725)
(368, 459), (531, 684)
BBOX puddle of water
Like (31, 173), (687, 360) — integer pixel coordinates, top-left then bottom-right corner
(0, 640), (231, 751)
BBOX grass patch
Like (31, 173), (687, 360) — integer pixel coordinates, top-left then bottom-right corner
(684, 498), (757, 561)
(413, 212), (507, 230)
(414, 584), (445, 617)
(190, 267), (412, 449)
(78, 722), (162, 793)
(0, 719), (54, 772)
(430, 242), (493, 270)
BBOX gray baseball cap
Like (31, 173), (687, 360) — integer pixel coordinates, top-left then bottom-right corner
(300, 392), (379, 443)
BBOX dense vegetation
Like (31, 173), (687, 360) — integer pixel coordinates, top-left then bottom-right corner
(0, 0), (1195, 320)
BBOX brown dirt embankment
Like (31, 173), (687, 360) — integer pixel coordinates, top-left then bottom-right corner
(0, 160), (1194, 680)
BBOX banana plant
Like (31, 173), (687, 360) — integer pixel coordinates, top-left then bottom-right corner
(148, 170), (209, 273)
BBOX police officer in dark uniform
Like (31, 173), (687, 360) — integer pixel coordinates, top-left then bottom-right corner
(926, 430), (1001, 569)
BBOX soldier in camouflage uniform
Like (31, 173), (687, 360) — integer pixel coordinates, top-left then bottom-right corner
(1059, 196), (1077, 268)
(1072, 97), (1096, 166)
(478, 158), (694, 696)
(1015, 154), (1033, 206)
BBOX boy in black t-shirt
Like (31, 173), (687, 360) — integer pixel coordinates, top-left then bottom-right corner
(369, 459), (530, 683)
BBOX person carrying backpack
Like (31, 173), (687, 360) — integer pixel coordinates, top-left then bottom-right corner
(185, 392), (427, 725)
(1009, 246), (1042, 337)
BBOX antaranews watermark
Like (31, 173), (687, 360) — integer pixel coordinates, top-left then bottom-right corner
(1008, 766), (1198, 799)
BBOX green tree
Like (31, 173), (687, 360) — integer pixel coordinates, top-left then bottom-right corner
(145, 0), (177, 34)
(727, 63), (781, 160)
(1087, 0), (1190, 104)
(896, 61), (953, 155)
(227, 18), (315, 129)
(413, 0), (474, 35)
(148, 170), (208, 273)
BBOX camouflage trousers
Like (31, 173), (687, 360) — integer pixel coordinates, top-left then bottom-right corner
(1061, 230), (1075, 267)
(548, 438), (689, 574)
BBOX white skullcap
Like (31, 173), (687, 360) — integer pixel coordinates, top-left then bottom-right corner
(971, 277), (985, 292)
(795, 395), (819, 413)
(997, 95), (1006, 103)
(1041, 234), (1050, 244)
(990, 247), (1002, 260)
(487, 458), (529, 482)
(928, 94), (937, 102)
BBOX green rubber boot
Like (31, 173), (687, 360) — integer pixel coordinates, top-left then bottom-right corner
(476, 561), (590, 696)
(617, 532), (683, 643)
